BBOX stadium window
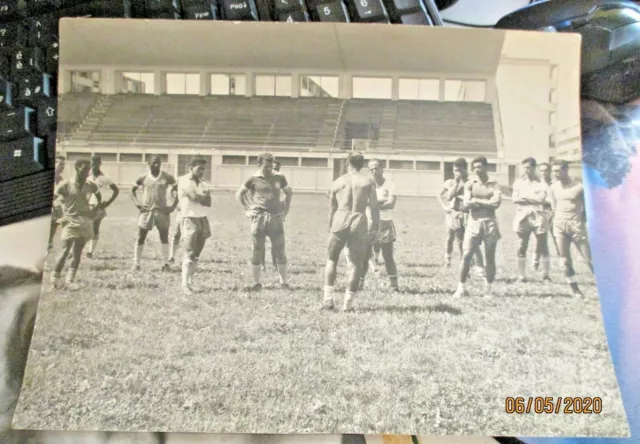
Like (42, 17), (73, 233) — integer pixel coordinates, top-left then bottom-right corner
(222, 155), (247, 165)
(121, 72), (155, 94)
(398, 78), (439, 101)
(388, 160), (414, 170)
(255, 75), (292, 97)
(352, 77), (392, 99)
(120, 153), (143, 162)
(143, 153), (169, 163)
(301, 157), (329, 167)
(444, 80), (486, 102)
(178, 154), (213, 181)
(487, 163), (497, 173)
(276, 157), (299, 167)
(92, 153), (117, 162)
(71, 71), (101, 93)
(300, 76), (339, 98)
(416, 161), (441, 171)
(65, 152), (90, 161)
(166, 73), (200, 95)
(210, 74), (246, 96)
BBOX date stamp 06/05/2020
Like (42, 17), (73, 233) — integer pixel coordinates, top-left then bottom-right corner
(505, 397), (603, 415)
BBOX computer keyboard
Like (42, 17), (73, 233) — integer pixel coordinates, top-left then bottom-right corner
(0, 0), (452, 228)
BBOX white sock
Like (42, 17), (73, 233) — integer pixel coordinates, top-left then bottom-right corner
(181, 259), (191, 287)
(252, 264), (261, 285)
(134, 244), (144, 266)
(517, 257), (526, 277)
(88, 237), (98, 254)
(190, 259), (198, 285)
(323, 286), (334, 304)
(161, 243), (170, 263)
(169, 239), (178, 260)
(542, 256), (551, 276)
(457, 282), (465, 293)
(277, 262), (288, 284)
(343, 289), (356, 310)
(66, 268), (77, 283)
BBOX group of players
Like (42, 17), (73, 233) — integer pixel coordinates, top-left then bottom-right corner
(46, 150), (593, 311)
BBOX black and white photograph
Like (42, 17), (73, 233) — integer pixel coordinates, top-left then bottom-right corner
(11, 19), (629, 437)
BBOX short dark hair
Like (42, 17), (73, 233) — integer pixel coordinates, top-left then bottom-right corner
(148, 155), (162, 164)
(75, 159), (90, 169)
(90, 154), (101, 163)
(257, 153), (275, 166)
(539, 162), (550, 169)
(453, 158), (467, 170)
(552, 159), (569, 170)
(55, 155), (66, 161)
(189, 156), (207, 167)
(521, 157), (536, 167)
(471, 156), (488, 168)
(347, 152), (365, 171)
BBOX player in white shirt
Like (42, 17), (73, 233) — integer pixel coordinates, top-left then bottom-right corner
(511, 157), (551, 282)
(361, 159), (399, 292)
(86, 155), (120, 258)
(177, 157), (212, 295)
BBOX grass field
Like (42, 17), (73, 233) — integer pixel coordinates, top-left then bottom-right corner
(14, 192), (628, 437)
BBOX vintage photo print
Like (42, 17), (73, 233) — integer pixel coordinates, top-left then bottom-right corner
(11, 19), (629, 437)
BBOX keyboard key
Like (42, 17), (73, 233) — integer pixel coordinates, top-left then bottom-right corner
(400, 10), (430, 24)
(0, 136), (46, 182)
(220, 0), (258, 20)
(350, 0), (386, 21)
(28, 14), (58, 46)
(146, 0), (180, 18)
(0, 79), (12, 107)
(182, 0), (219, 19)
(387, 0), (417, 12)
(26, 0), (62, 15)
(0, 51), (10, 79)
(1, 106), (36, 141)
(0, 22), (27, 49)
(56, 0), (126, 18)
(46, 40), (58, 73)
(0, 0), (19, 19)
(16, 71), (52, 106)
(278, 9), (308, 20)
(22, 47), (46, 71)
(274, 0), (297, 12)
(316, 2), (348, 22)
(36, 94), (56, 135)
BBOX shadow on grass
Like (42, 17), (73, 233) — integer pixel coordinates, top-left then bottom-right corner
(357, 302), (462, 315)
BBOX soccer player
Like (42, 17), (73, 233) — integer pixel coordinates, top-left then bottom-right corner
(236, 153), (293, 292)
(363, 159), (399, 291)
(50, 159), (102, 289)
(324, 152), (380, 311)
(549, 159), (594, 296)
(533, 162), (556, 270)
(168, 185), (182, 264)
(512, 157), (551, 281)
(177, 157), (212, 295)
(130, 155), (178, 271)
(437, 158), (485, 270)
(453, 156), (502, 298)
(47, 155), (66, 253)
(261, 160), (285, 274)
(86, 155), (120, 258)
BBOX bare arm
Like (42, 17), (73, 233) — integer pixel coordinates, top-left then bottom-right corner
(130, 176), (144, 209)
(462, 182), (480, 209)
(436, 184), (450, 211)
(102, 183), (120, 209)
(282, 186), (293, 214)
(201, 185), (211, 208)
(511, 180), (526, 204)
(368, 182), (380, 232)
(328, 187), (338, 230)
(472, 188), (503, 209)
(379, 186), (396, 211)
(236, 185), (251, 210)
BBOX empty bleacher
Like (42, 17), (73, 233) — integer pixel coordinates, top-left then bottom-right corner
(57, 92), (101, 136)
(58, 94), (497, 155)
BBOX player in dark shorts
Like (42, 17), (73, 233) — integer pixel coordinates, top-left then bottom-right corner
(130, 155), (178, 271)
(533, 162), (557, 270)
(324, 152), (380, 311)
(50, 159), (102, 289)
(549, 159), (594, 296)
(236, 153), (293, 292)
(453, 156), (502, 298)
(261, 159), (286, 274)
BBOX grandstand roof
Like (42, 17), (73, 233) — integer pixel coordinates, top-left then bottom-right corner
(60, 18), (506, 75)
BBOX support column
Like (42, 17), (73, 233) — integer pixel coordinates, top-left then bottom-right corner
(154, 70), (165, 95)
(200, 71), (210, 96)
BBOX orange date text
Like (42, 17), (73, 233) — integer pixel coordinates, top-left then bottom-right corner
(505, 397), (602, 414)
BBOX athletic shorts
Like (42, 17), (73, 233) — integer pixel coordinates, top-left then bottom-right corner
(513, 210), (549, 235)
(93, 206), (107, 221)
(328, 210), (369, 263)
(51, 205), (63, 224)
(137, 209), (171, 231)
(446, 210), (468, 232)
(463, 217), (501, 250)
(378, 219), (397, 244)
(251, 211), (284, 239)
(175, 212), (183, 231)
(553, 220), (588, 244)
(181, 217), (211, 251)
(60, 216), (94, 242)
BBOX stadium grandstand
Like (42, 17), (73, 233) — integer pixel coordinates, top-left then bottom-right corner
(55, 20), (582, 195)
